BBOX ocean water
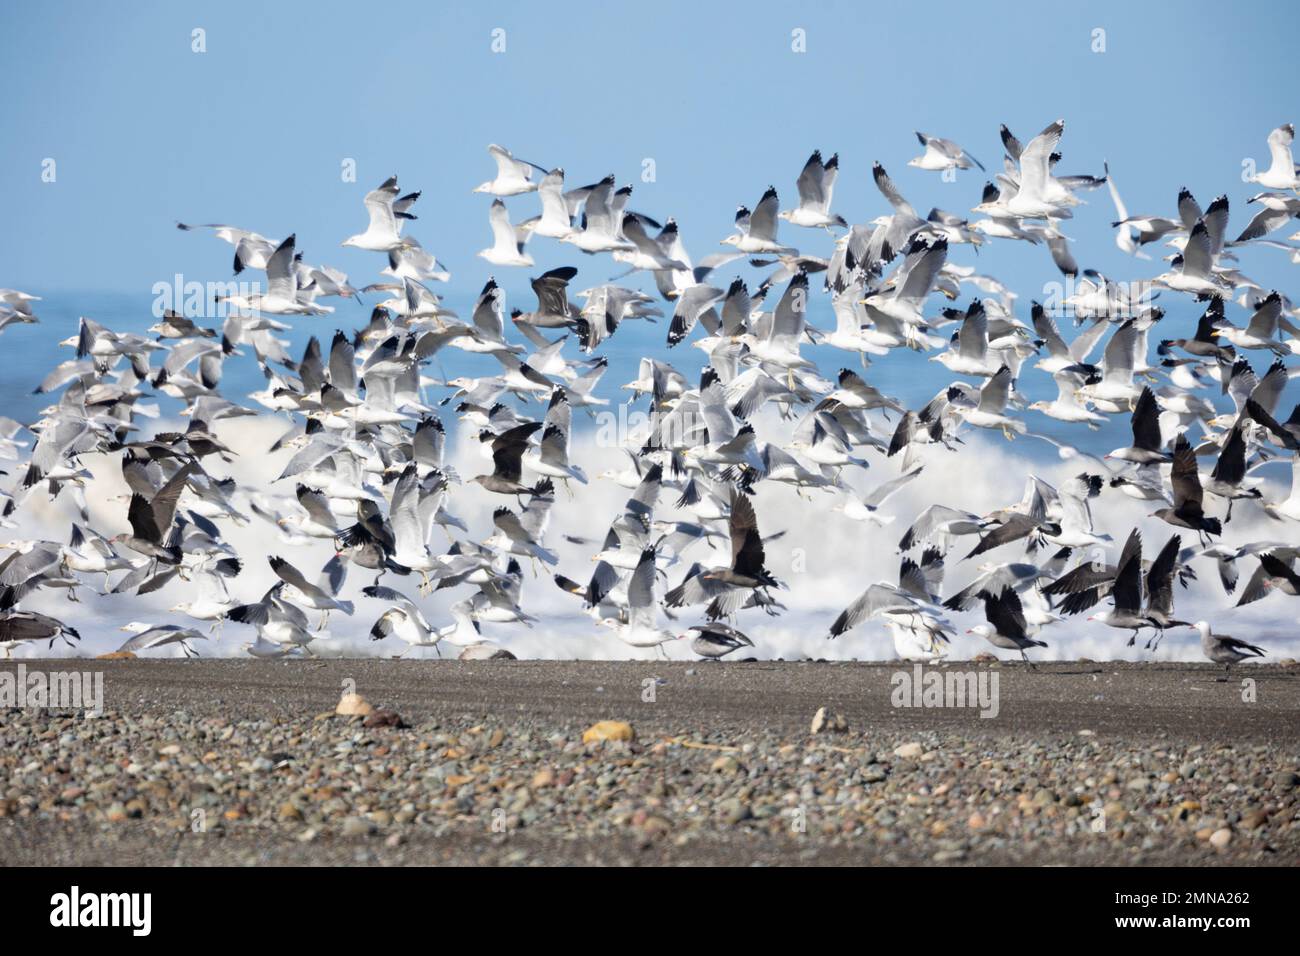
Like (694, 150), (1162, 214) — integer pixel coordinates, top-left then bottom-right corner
(2, 286), (1297, 663)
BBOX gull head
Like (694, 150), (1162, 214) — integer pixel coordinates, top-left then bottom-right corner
(119, 622), (152, 634)
(720, 234), (740, 248)
(58, 335), (79, 348)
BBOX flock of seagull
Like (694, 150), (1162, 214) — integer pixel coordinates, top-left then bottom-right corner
(2, 120), (1300, 672)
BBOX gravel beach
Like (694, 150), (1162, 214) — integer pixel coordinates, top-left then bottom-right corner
(1, 659), (1297, 866)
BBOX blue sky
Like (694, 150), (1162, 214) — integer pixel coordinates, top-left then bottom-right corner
(1, 0), (1298, 301)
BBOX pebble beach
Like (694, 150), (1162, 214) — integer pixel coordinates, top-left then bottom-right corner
(1, 659), (1297, 865)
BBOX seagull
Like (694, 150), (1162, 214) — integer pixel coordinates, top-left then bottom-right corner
(909, 132), (984, 173)
(1245, 124), (1300, 191)
(342, 176), (412, 252)
(951, 365), (1026, 438)
(485, 479), (559, 567)
(1233, 191), (1300, 243)
(268, 555), (354, 628)
(1195, 621), (1265, 679)
(600, 546), (676, 657)
(109, 462), (195, 565)
(521, 391), (588, 487)
(1106, 387), (1168, 464)
(838, 464), (924, 525)
(477, 199), (535, 267)
(226, 583), (320, 655)
(1152, 221), (1229, 298)
(1152, 435), (1223, 542)
(363, 584), (442, 657)
(1213, 292), (1291, 355)
(969, 588), (1048, 664)
(217, 235), (331, 315)
(529, 168), (577, 238)
(1029, 368), (1106, 428)
(678, 622), (754, 659)
(722, 187), (796, 254)
(779, 151), (848, 230)
(471, 421), (544, 496)
(665, 489), (782, 617)
(561, 176), (634, 254)
(474, 144), (547, 196)
(1087, 529), (1158, 642)
(0, 610), (81, 657)
(1004, 120), (1078, 220)
(116, 622), (207, 657)
(828, 581), (953, 655)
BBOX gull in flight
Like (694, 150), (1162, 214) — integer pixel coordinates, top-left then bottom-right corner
(217, 234), (332, 315)
(342, 176), (416, 252)
(527, 168), (578, 238)
(828, 575), (954, 660)
(1233, 191), (1300, 243)
(474, 144), (548, 196)
(950, 365), (1026, 438)
(477, 199), (535, 267)
(1245, 124), (1300, 191)
(1003, 120), (1079, 219)
(116, 622), (208, 657)
(908, 132), (985, 173)
(600, 546), (677, 657)
(969, 588), (1049, 664)
(363, 584), (443, 657)
(779, 151), (848, 230)
(561, 176), (635, 255)
(723, 186), (797, 254)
